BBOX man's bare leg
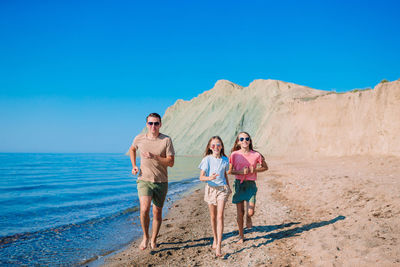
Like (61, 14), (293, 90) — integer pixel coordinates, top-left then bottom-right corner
(139, 196), (152, 250)
(151, 204), (163, 249)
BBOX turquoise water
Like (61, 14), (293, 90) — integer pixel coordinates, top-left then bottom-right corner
(0, 153), (201, 266)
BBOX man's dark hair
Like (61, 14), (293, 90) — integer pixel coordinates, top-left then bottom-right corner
(146, 113), (162, 123)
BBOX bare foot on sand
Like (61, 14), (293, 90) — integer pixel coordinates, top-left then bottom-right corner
(212, 240), (217, 249)
(246, 216), (253, 229)
(216, 245), (222, 257)
(139, 238), (148, 250)
(150, 242), (158, 249)
(237, 237), (244, 244)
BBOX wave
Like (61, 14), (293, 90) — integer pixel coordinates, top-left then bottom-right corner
(0, 204), (140, 248)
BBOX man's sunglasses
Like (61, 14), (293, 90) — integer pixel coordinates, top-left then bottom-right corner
(147, 122), (160, 126)
(239, 137), (250, 142)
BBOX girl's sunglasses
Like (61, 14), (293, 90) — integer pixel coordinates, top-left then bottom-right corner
(239, 137), (250, 142)
(210, 144), (221, 149)
(147, 122), (160, 126)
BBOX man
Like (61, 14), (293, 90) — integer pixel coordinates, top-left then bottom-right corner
(129, 112), (175, 250)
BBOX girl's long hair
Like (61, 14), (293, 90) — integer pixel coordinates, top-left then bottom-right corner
(230, 131), (265, 160)
(230, 131), (254, 153)
(203, 136), (227, 158)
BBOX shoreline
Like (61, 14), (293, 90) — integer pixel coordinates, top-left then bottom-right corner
(104, 156), (400, 266)
(85, 182), (203, 267)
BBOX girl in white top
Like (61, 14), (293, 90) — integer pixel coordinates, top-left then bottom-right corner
(198, 136), (231, 257)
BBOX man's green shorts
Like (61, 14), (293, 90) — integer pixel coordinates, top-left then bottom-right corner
(137, 180), (168, 208)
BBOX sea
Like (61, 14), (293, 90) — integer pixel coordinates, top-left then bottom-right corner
(0, 153), (202, 266)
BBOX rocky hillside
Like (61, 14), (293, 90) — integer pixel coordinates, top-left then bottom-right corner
(160, 79), (400, 157)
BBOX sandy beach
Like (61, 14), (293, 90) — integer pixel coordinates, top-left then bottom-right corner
(104, 156), (400, 266)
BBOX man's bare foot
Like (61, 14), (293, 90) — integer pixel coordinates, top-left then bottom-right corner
(237, 237), (244, 244)
(246, 216), (253, 229)
(139, 238), (148, 250)
(150, 241), (158, 249)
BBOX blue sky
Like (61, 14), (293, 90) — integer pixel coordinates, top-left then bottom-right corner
(1, 0), (399, 152)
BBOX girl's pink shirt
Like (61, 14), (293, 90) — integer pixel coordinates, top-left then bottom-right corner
(229, 150), (262, 181)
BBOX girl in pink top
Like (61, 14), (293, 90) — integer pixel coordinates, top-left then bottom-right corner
(228, 132), (268, 243)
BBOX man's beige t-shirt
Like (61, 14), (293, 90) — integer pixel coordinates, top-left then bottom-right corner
(132, 133), (175, 183)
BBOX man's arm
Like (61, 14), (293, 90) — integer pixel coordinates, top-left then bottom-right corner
(129, 146), (139, 175)
(156, 155), (175, 167)
(141, 152), (174, 167)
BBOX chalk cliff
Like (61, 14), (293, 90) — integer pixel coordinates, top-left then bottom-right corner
(160, 79), (400, 157)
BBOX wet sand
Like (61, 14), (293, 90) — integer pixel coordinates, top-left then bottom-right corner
(104, 156), (400, 266)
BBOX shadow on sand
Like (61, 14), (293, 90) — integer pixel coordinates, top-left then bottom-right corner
(150, 215), (345, 257)
(223, 215), (345, 259)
